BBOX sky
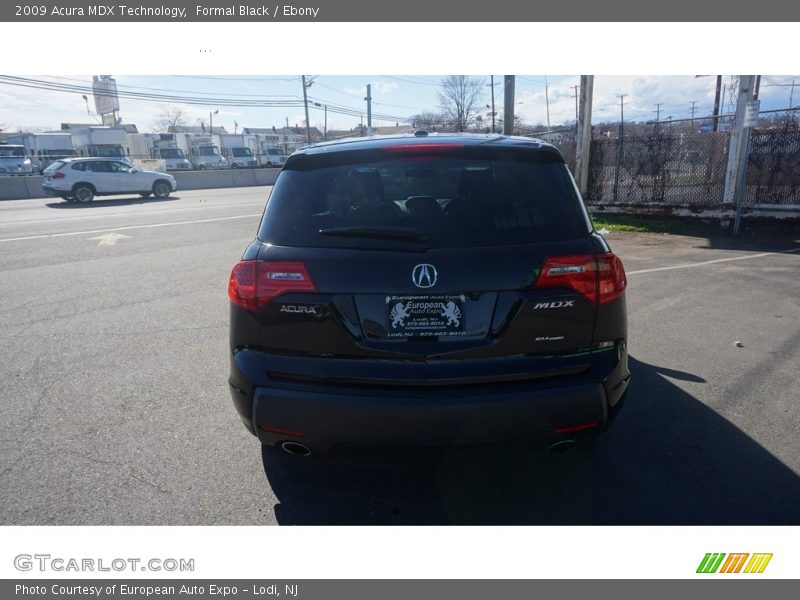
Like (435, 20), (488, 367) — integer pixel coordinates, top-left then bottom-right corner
(1, 74), (799, 134)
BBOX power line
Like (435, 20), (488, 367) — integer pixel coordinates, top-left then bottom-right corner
(380, 75), (441, 87)
(173, 75), (300, 82)
(0, 75), (410, 123)
(41, 75), (299, 99)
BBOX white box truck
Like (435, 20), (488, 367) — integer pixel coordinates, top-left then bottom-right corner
(71, 126), (131, 164)
(185, 134), (228, 170)
(250, 131), (287, 167)
(151, 134), (191, 171)
(4, 133), (76, 173)
(127, 133), (191, 171)
(0, 142), (36, 175)
(219, 134), (258, 168)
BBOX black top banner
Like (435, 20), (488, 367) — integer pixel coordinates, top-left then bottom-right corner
(3, 0), (799, 21)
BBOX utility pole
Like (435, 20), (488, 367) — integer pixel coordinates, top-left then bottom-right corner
(723, 76), (757, 235)
(733, 76), (760, 236)
(690, 100), (697, 123)
(654, 103), (663, 122)
(712, 75), (722, 132)
(301, 75), (312, 145)
(790, 80), (796, 110)
(544, 75), (551, 131)
(503, 75), (515, 135)
(364, 84), (373, 136)
(487, 76), (498, 133)
(574, 75), (594, 198)
(613, 94), (627, 202)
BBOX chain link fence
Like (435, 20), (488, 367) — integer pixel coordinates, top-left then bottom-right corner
(745, 119), (800, 206)
(540, 111), (800, 209)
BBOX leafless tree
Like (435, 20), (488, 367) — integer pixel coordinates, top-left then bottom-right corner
(410, 111), (447, 130)
(7, 124), (51, 133)
(154, 104), (191, 133)
(438, 76), (485, 132)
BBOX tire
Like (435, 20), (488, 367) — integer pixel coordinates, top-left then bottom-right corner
(73, 184), (94, 203)
(140, 192), (152, 198)
(198, 165), (206, 171)
(152, 180), (171, 199)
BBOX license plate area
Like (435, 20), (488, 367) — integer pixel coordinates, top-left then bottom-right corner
(385, 294), (466, 338)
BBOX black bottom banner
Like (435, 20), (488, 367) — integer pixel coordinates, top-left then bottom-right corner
(3, 580), (795, 600)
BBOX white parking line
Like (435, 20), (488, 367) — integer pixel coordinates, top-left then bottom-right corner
(0, 200), (266, 227)
(627, 248), (800, 275)
(0, 213), (262, 243)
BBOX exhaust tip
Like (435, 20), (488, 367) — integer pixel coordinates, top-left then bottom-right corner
(280, 441), (312, 457)
(548, 439), (578, 453)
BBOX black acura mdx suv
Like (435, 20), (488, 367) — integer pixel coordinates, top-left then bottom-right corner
(228, 134), (629, 457)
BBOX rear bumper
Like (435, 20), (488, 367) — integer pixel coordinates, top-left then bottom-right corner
(229, 346), (629, 452)
(249, 380), (608, 452)
(41, 184), (65, 196)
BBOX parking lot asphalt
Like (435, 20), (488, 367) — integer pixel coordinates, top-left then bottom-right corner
(1, 188), (798, 525)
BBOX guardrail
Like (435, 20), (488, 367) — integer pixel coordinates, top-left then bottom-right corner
(0, 167), (281, 201)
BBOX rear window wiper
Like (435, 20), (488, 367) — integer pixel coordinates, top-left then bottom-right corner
(318, 226), (430, 242)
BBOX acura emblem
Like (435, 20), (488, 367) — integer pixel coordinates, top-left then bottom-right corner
(412, 264), (437, 288)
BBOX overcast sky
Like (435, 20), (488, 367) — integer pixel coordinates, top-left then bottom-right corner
(1, 74), (798, 134)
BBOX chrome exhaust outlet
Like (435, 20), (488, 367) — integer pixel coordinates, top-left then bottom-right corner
(280, 441), (312, 457)
(548, 439), (578, 453)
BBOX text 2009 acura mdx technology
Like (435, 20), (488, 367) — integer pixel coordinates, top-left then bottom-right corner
(228, 134), (629, 457)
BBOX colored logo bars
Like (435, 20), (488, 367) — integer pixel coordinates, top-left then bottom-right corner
(696, 553), (773, 574)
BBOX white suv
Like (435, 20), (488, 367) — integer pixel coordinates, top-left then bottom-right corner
(42, 157), (177, 203)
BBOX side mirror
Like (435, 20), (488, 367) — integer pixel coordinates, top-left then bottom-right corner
(130, 168), (138, 174)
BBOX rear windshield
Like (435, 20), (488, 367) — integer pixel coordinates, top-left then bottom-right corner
(44, 161), (66, 173)
(258, 157), (584, 249)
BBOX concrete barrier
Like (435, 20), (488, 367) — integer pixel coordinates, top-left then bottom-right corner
(0, 175), (43, 200)
(0, 168), (280, 200)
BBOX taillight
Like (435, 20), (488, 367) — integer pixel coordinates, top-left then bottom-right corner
(51, 171), (66, 179)
(535, 253), (626, 304)
(596, 253), (627, 304)
(228, 261), (316, 311)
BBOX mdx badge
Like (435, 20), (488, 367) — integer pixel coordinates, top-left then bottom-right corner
(533, 299), (576, 309)
(412, 264), (437, 288)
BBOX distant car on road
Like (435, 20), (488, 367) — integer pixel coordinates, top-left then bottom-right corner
(42, 157), (177, 203)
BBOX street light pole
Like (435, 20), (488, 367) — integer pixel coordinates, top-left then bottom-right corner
(209, 110), (218, 134)
(302, 75), (312, 145)
(488, 75), (497, 133)
(365, 84), (373, 136)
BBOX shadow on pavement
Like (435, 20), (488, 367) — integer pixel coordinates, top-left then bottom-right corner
(46, 196), (179, 209)
(262, 356), (800, 525)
